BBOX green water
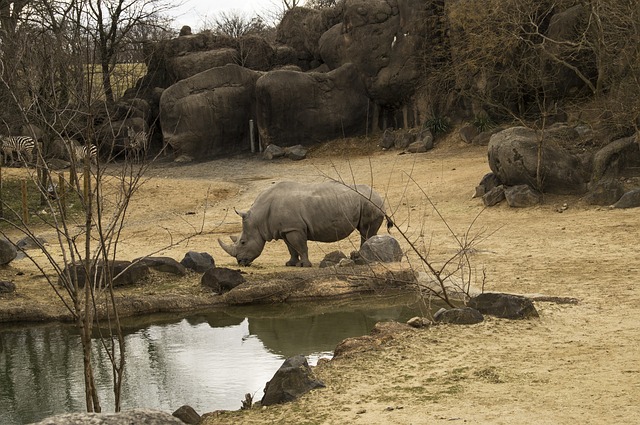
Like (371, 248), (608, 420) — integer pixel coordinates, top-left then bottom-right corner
(0, 295), (433, 424)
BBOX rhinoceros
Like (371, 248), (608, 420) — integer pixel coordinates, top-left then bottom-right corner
(218, 181), (390, 267)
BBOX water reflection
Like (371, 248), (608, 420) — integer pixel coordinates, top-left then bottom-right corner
(0, 295), (432, 424)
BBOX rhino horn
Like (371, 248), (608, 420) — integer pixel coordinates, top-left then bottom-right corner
(218, 237), (237, 257)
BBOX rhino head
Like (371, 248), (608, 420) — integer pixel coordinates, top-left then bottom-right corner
(218, 210), (266, 266)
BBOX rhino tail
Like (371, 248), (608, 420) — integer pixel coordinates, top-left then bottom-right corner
(385, 215), (394, 231)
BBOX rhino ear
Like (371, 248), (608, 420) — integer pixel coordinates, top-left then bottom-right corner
(230, 235), (238, 243)
(234, 208), (249, 221)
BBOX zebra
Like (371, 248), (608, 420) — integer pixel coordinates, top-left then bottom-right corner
(0, 135), (36, 166)
(71, 143), (98, 165)
(126, 126), (148, 162)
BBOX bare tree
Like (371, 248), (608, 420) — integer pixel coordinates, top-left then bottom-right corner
(208, 10), (269, 38)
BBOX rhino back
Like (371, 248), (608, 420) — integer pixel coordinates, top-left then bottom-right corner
(248, 181), (384, 242)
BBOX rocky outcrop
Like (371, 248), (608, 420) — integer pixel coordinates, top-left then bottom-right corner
(487, 126), (590, 195)
(256, 63), (369, 147)
(159, 64), (262, 158)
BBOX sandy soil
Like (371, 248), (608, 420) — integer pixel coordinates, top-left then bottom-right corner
(2, 135), (640, 424)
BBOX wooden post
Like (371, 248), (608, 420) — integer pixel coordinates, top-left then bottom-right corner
(70, 165), (77, 189)
(21, 179), (28, 224)
(59, 173), (66, 219)
(83, 163), (89, 203)
(0, 163), (3, 217)
(38, 154), (47, 207)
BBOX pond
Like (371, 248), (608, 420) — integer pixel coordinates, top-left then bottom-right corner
(0, 295), (434, 424)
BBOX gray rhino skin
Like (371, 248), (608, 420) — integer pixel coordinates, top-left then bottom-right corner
(218, 181), (388, 267)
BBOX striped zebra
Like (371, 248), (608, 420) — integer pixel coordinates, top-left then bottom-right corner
(71, 143), (98, 165)
(0, 135), (36, 166)
(126, 126), (148, 162)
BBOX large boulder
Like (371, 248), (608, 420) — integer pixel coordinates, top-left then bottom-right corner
(358, 235), (403, 263)
(488, 127), (590, 194)
(58, 260), (149, 288)
(0, 238), (17, 265)
(261, 355), (325, 406)
(318, 0), (428, 105)
(276, 6), (344, 67)
(469, 292), (539, 320)
(255, 63), (369, 147)
(159, 64), (262, 158)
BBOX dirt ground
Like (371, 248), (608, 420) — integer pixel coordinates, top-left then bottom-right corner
(2, 134), (640, 424)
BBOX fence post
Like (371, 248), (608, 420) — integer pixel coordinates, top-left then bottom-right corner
(59, 173), (66, 219)
(21, 179), (28, 224)
(0, 163), (3, 217)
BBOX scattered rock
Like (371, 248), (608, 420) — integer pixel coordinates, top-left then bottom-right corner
(16, 236), (47, 251)
(32, 409), (184, 424)
(319, 250), (348, 268)
(0, 238), (17, 265)
(459, 125), (478, 144)
(433, 307), (484, 325)
(261, 355), (325, 406)
(134, 256), (186, 275)
(174, 154), (194, 163)
(201, 267), (245, 293)
(358, 235), (403, 263)
(469, 292), (539, 319)
(58, 260), (150, 288)
(379, 129), (396, 149)
(504, 184), (541, 207)
(474, 172), (502, 198)
(263, 144), (285, 159)
(284, 144), (308, 160)
(180, 251), (215, 273)
(610, 188), (640, 209)
(584, 179), (625, 206)
(482, 185), (505, 207)
(172, 405), (201, 425)
(406, 316), (431, 328)
(0, 281), (16, 293)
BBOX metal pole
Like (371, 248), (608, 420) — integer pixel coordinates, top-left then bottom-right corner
(249, 119), (255, 153)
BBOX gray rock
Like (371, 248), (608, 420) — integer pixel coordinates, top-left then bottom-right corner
(504, 184), (541, 207)
(379, 129), (396, 149)
(474, 173), (502, 198)
(16, 236), (47, 251)
(611, 188), (640, 209)
(395, 132), (414, 150)
(488, 126), (589, 195)
(59, 260), (150, 288)
(482, 185), (505, 207)
(180, 251), (215, 273)
(133, 256), (186, 275)
(434, 307), (484, 324)
(469, 292), (539, 319)
(172, 405), (201, 425)
(32, 409), (184, 424)
(459, 125), (478, 144)
(263, 144), (285, 160)
(0, 238), (17, 265)
(319, 250), (348, 268)
(261, 355), (325, 406)
(284, 144), (308, 160)
(583, 179), (625, 206)
(201, 267), (245, 293)
(0, 281), (16, 293)
(358, 235), (403, 263)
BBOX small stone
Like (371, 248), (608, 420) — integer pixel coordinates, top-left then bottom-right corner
(356, 409), (366, 414)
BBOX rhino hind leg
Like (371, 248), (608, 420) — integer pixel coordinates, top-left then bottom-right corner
(283, 231), (311, 267)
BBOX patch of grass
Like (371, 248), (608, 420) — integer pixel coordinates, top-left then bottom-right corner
(424, 116), (451, 135)
(0, 175), (84, 229)
(474, 367), (504, 383)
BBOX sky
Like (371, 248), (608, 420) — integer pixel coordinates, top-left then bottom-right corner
(171, 0), (286, 30)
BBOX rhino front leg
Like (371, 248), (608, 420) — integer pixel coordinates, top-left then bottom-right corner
(283, 231), (311, 267)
